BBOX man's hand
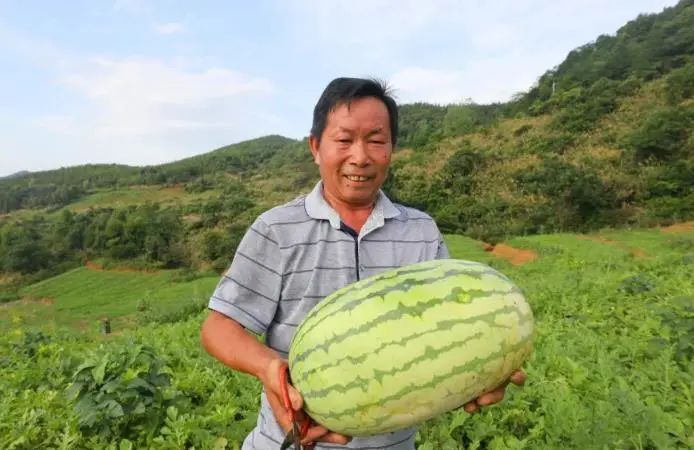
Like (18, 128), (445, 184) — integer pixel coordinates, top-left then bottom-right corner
(262, 358), (351, 446)
(463, 369), (526, 414)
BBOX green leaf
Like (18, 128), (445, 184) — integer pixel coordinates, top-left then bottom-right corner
(213, 437), (229, 450)
(103, 399), (124, 419)
(132, 401), (146, 415)
(72, 361), (96, 378)
(65, 381), (84, 400)
(447, 410), (469, 435)
(91, 357), (108, 385)
(127, 377), (154, 393)
(149, 373), (171, 387)
(102, 379), (121, 394)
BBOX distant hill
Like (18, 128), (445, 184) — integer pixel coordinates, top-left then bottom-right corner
(0, 170), (30, 180)
(0, 0), (691, 282)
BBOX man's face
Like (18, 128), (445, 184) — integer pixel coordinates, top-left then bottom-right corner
(309, 97), (393, 209)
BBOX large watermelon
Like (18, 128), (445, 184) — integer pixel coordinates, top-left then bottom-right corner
(287, 259), (534, 436)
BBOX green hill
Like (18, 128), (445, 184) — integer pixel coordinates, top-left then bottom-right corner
(1, 266), (219, 330)
(0, 0), (692, 289)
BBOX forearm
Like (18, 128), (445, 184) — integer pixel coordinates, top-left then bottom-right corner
(200, 310), (280, 384)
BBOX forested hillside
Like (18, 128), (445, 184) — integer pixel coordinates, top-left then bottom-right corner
(1, 0), (692, 298)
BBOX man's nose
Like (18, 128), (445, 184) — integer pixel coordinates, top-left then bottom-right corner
(349, 140), (370, 166)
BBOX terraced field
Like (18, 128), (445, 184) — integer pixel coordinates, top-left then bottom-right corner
(1, 227), (692, 448)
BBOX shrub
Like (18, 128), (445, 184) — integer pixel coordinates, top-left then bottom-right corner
(627, 106), (693, 162)
(66, 344), (177, 441)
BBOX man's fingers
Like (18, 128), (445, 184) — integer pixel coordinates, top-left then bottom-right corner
(288, 384), (303, 410)
(302, 424), (329, 444)
(476, 386), (505, 406)
(463, 401), (478, 413)
(476, 370), (526, 407)
(509, 369), (527, 386)
(301, 425), (351, 445)
(321, 431), (352, 445)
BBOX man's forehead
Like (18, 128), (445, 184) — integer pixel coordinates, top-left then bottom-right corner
(329, 97), (388, 112)
(334, 125), (386, 134)
(328, 100), (389, 120)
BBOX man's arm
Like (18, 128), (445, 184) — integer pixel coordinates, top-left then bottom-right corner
(200, 311), (350, 445)
(200, 310), (279, 381)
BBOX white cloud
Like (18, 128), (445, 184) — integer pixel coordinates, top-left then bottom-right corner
(113, 0), (147, 14)
(154, 22), (186, 35)
(33, 115), (79, 135)
(390, 56), (543, 105)
(285, 0), (460, 44)
(2, 57), (287, 172)
(284, 0), (677, 103)
(61, 57), (275, 137)
(390, 68), (470, 104)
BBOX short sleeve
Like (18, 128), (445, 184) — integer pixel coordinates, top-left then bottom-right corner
(208, 218), (282, 335)
(436, 232), (450, 260)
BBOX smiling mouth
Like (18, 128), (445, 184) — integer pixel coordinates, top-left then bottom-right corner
(344, 175), (371, 182)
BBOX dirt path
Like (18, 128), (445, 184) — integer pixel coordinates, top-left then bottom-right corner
(661, 221), (694, 233)
(578, 235), (646, 258)
(483, 243), (538, 265)
(84, 260), (159, 273)
(0, 296), (55, 309)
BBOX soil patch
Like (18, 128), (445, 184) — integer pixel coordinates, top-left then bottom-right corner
(0, 272), (21, 286)
(578, 234), (646, 258)
(661, 221), (694, 233)
(84, 260), (159, 273)
(0, 296), (55, 308)
(484, 243), (538, 265)
(578, 235), (647, 258)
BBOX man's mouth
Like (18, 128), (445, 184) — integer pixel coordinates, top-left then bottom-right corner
(344, 175), (371, 182)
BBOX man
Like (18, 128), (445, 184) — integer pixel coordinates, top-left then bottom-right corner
(200, 77), (525, 449)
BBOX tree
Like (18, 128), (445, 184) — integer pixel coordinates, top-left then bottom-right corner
(628, 106), (693, 162)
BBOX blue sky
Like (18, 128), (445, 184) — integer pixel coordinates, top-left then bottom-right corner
(0, 0), (678, 177)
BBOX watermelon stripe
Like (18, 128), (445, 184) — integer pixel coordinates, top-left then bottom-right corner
(290, 265), (448, 344)
(299, 305), (530, 398)
(312, 339), (530, 421)
(305, 262), (503, 323)
(291, 269), (518, 353)
(301, 331), (484, 399)
(293, 318), (473, 383)
(294, 301), (521, 384)
(290, 287), (517, 367)
(293, 260), (495, 332)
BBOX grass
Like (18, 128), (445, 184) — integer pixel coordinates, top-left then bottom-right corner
(0, 267), (220, 331)
(442, 234), (502, 266)
(1, 227), (692, 448)
(416, 227), (693, 449)
(67, 186), (217, 211)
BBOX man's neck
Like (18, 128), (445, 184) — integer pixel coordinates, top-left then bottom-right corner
(339, 208), (372, 234)
(321, 188), (376, 233)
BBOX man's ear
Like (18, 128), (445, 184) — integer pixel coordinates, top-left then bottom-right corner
(309, 135), (320, 165)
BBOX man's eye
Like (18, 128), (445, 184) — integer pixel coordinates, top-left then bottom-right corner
(369, 140), (385, 145)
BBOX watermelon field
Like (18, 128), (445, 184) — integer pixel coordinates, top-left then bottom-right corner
(1, 227), (692, 449)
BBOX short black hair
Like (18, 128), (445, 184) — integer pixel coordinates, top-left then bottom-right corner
(310, 77), (398, 146)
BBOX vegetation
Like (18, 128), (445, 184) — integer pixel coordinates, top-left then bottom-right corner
(0, 266), (218, 331)
(1, 228), (692, 448)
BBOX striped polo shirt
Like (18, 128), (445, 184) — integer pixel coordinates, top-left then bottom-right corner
(209, 181), (449, 450)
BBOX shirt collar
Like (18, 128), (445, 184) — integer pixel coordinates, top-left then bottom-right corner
(304, 180), (401, 230)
